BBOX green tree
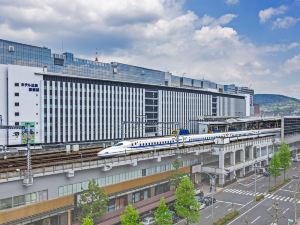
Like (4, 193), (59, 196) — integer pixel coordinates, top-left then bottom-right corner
(154, 197), (173, 225)
(175, 176), (200, 225)
(82, 216), (94, 225)
(269, 152), (282, 184)
(120, 204), (141, 225)
(277, 142), (291, 180)
(78, 179), (108, 222)
(169, 158), (185, 188)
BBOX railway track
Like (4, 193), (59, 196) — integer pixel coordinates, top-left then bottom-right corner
(0, 148), (102, 173)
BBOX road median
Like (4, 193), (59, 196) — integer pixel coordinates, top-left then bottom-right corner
(268, 178), (291, 193)
(213, 210), (240, 225)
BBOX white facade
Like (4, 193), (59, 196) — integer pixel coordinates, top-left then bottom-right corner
(0, 65), (43, 145)
(0, 65), (247, 146)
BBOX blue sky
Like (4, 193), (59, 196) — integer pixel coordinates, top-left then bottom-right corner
(0, 0), (299, 98)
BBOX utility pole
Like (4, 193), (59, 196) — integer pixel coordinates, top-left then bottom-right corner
(254, 161), (257, 200)
(293, 175), (300, 223)
(23, 125), (33, 186)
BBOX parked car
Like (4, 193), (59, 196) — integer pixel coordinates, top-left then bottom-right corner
(263, 171), (269, 177)
(195, 195), (205, 203)
(200, 203), (206, 210)
(141, 216), (155, 225)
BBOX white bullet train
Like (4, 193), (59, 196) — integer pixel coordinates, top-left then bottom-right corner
(97, 128), (280, 157)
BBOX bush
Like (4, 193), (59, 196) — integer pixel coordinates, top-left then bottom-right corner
(213, 211), (240, 225)
(268, 179), (291, 193)
(255, 194), (264, 202)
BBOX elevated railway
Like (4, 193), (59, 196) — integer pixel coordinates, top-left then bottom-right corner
(0, 132), (279, 174)
(0, 148), (101, 173)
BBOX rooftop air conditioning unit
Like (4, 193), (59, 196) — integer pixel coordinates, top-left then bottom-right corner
(8, 45), (15, 52)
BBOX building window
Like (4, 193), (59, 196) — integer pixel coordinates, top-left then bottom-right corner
(155, 183), (170, 196)
(13, 195), (25, 207)
(15, 93), (19, 97)
(132, 189), (150, 203)
(15, 102), (19, 106)
(15, 112), (19, 116)
(14, 83), (19, 87)
(142, 169), (146, 176)
(0, 197), (12, 210)
(15, 122), (19, 126)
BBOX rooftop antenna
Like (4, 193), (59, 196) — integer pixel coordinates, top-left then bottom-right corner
(95, 48), (99, 62)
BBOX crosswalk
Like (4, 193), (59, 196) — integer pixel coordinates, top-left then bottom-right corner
(223, 188), (300, 203)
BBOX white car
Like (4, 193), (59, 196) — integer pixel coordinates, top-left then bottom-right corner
(141, 216), (155, 225)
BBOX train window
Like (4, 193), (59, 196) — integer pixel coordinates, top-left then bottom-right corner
(114, 143), (123, 146)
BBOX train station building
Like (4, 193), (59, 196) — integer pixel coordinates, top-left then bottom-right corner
(0, 39), (253, 147)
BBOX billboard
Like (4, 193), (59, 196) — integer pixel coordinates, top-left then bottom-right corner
(21, 122), (35, 144)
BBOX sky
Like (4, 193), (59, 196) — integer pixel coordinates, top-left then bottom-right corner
(0, 0), (299, 98)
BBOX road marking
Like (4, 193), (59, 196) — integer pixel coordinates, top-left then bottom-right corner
(205, 215), (211, 219)
(227, 179), (294, 225)
(216, 200), (244, 206)
(266, 194), (271, 197)
(227, 208), (232, 211)
(215, 205), (219, 208)
(281, 189), (300, 194)
(275, 196), (280, 200)
(251, 216), (261, 224)
(267, 206), (272, 211)
(242, 176), (264, 187)
(283, 208), (289, 214)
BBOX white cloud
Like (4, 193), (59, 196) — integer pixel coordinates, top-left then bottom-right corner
(282, 54), (300, 73)
(200, 14), (237, 26)
(225, 0), (239, 5)
(0, 0), (299, 98)
(194, 26), (238, 43)
(258, 5), (288, 23)
(272, 16), (300, 29)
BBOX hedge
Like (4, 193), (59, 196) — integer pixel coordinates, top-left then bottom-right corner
(268, 179), (291, 193)
(255, 194), (264, 202)
(213, 211), (240, 225)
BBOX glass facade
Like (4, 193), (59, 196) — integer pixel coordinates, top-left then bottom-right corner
(0, 39), (250, 92)
(284, 117), (300, 136)
(0, 39), (166, 86)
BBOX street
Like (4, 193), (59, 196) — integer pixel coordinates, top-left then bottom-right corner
(198, 163), (300, 225)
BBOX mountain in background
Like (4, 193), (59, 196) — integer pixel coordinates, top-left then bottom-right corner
(254, 94), (300, 116)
